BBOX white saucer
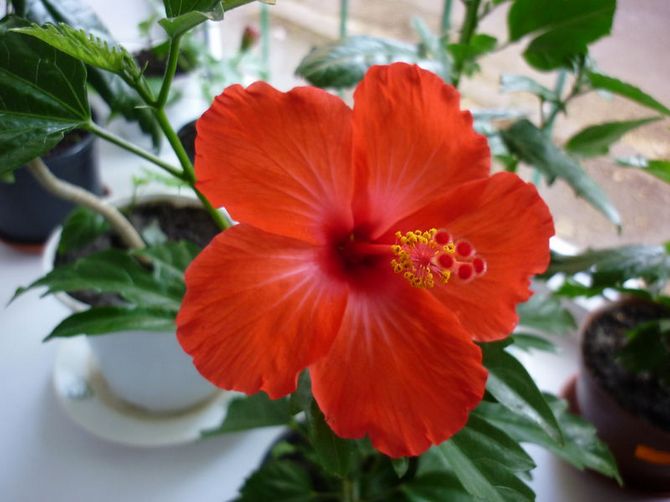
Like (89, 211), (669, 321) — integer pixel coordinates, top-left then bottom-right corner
(53, 337), (233, 447)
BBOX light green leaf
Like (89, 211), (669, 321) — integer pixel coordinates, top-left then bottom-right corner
(201, 393), (293, 436)
(391, 457), (409, 478)
(500, 74), (557, 102)
(508, 0), (616, 70)
(501, 119), (621, 227)
(517, 292), (576, 335)
(565, 117), (660, 157)
(617, 156), (670, 184)
(45, 306), (175, 339)
(295, 36), (419, 89)
(587, 72), (670, 116)
(482, 342), (563, 443)
(0, 16), (90, 174)
(476, 396), (621, 482)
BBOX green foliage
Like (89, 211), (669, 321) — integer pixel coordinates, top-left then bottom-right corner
(511, 333), (557, 353)
(547, 245), (670, 289)
(237, 461), (315, 502)
(201, 393), (294, 436)
(586, 72), (670, 116)
(508, 0), (616, 70)
(420, 415), (535, 502)
(476, 396), (621, 482)
(482, 342), (563, 443)
(159, 0), (226, 38)
(501, 119), (621, 227)
(617, 156), (670, 184)
(307, 400), (357, 478)
(500, 74), (558, 102)
(446, 33), (497, 78)
(0, 16), (89, 174)
(618, 318), (670, 386)
(517, 292), (577, 335)
(57, 206), (110, 254)
(565, 117), (661, 157)
(295, 36), (419, 88)
(45, 306), (176, 339)
(400, 472), (472, 502)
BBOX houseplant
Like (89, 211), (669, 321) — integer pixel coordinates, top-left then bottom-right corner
(4, 0), (664, 499)
(546, 237), (670, 491)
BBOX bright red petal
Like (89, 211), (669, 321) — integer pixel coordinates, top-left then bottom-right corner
(351, 63), (490, 238)
(393, 172), (554, 342)
(310, 287), (487, 458)
(177, 224), (348, 399)
(196, 83), (354, 244)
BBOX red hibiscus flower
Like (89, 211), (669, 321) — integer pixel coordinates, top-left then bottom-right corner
(177, 63), (554, 458)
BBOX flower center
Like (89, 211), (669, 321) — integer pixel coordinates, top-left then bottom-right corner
(391, 228), (487, 288)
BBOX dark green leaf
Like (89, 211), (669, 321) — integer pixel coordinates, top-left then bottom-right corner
(391, 457), (409, 478)
(475, 396), (621, 482)
(46, 306), (175, 339)
(420, 414), (535, 502)
(159, 0), (227, 38)
(587, 72), (670, 116)
(201, 393), (293, 436)
(618, 319), (670, 376)
(482, 342), (563, 443)
(296, 36), (419, 89)
(517, 292), (576, 335)
(308, 400), (356, 478)
(617, 156), (670, 184)
(511, 333), (557, 353)
(237, 460), (314, 502)
(547, 245), (670, 287)
(447, 34), (497, 77)
(16, 248), (184, 309)
(132, 240), (199, 283)
(289, 370), (313, 415)
(163, 0), (222, 17)
(57, 206), (110, 254)
(0, 16), (90, 174)
(401, 472), (472, 502)
(10, 0), (26, 16)
(508, 0), (615, 70)
(565, 117), (660, 157)
(501, 119), (621, 226)
(500, 74), (557, 101)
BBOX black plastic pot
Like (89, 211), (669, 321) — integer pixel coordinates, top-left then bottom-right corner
(0, 131), (102, 248)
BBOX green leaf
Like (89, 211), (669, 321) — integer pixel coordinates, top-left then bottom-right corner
(16, 248), (184, 310)
(0, 16), (90, 174)
(308, 400), (356, 478)
(159, 0), (226, 38)
(295, 36), (419, 89)
(391, 457), (409, 478)
(421, 415), (535, 502)
(565, 117), (660, 157)
(547, 245), (670, 287)
(447, 34), (497, 77)
(201, 393), (293, 436)
(517, 292), (576, 335)
(237, 460), (314, 502)
(482, 342), (563, 443)
(46, 306), (175, 339)
(401, 472), (472, 502)
(132, 240), (199, 283)
(508, 0), (616, 70)
(501, 119), (621, 227)
(13, 23), (138, 77)
(57, 206), (110, 254)
(617, 156), (670, 184)
(587, 72), (670, 116)
(500, 74), (557, 102)
(618, 319), (670, 378)
(511, 333), (557, 353)
(475, 396), (621, 482)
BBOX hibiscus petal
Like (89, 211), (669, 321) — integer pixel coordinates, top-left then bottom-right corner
(351, 63), (490, 238)
(310, 287), (487, 458)
(196, 82), (354, 244)
(392, 172), (554, 342)
(177, 224), (348, 399)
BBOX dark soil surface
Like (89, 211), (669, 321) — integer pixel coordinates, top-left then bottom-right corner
(583, 299), (670, 432)
(55, 201), (220, 307)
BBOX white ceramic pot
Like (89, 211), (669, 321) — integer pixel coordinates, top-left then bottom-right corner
(43, 194), (217, 414)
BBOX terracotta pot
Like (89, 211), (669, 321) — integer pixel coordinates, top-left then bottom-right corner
(576, 298), (670, 492)
(43, 194), (218, 414)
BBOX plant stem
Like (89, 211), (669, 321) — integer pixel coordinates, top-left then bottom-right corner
(342, 478), (359, 502)
(260, 3), (271, 80)
(339, 0), (350, 39)
(25, 158), (145, 250)
(157, 34), (183, 109)
(542, 69), (568, 136)
(452, 0), (482, 88)
(86, 122), (184, 179)
(441, 0), (453, 35)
